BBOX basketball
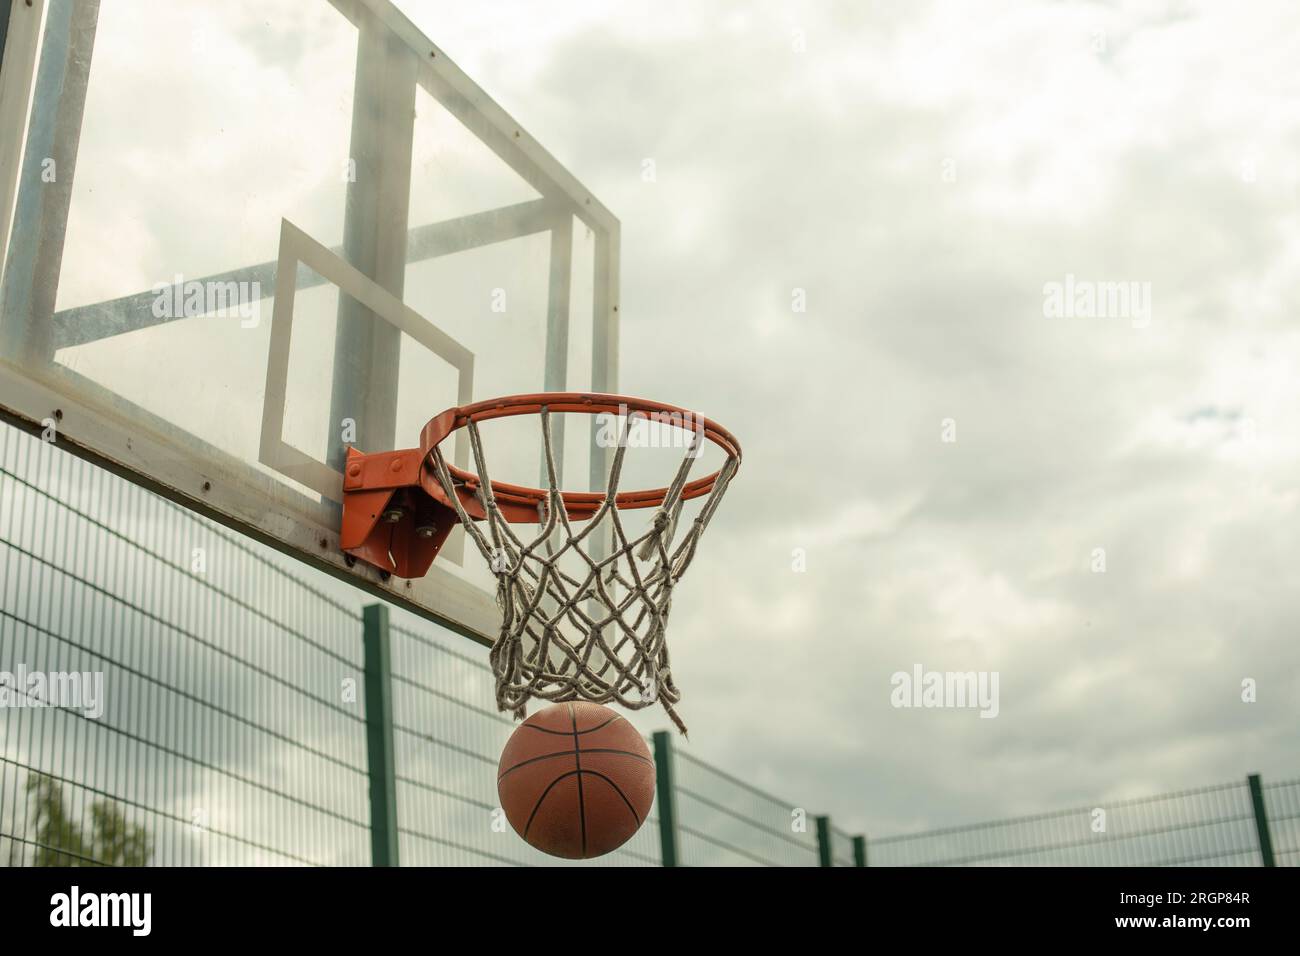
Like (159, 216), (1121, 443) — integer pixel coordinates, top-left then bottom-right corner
(497, 702), (656, 859)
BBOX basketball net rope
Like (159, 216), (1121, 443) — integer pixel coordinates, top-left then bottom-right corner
(428, 407), (738, 735)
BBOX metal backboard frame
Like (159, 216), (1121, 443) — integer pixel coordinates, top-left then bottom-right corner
(0, 0), (620, 646)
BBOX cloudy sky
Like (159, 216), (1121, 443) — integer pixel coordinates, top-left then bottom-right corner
(395, 0), (1300, 836)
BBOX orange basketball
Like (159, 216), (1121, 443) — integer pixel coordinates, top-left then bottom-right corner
(497, 701), (656, 859)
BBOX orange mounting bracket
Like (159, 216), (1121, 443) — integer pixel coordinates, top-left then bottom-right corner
(339, 446), (458, 579)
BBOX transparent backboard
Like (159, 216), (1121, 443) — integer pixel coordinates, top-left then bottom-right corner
(0, 0), (619, 645)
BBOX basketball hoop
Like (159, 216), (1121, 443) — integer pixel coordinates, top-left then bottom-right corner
(340, 393), (741, 734)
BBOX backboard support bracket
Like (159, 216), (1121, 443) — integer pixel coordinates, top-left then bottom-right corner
(339, 445), (457, 578)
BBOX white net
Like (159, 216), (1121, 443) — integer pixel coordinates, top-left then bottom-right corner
(427, 405), (739, 734)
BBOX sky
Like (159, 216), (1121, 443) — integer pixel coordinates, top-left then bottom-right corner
(395, 0), (1300, 836)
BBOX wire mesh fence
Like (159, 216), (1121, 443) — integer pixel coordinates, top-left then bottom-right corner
(0, 422), (1291, 868)
(869, 780), (1278, 867)
(1260, 777), (1300, 867)
(0, 423), (667, 867)
(672, 749), (820, 866)
(830, 824), (859, 867)
(0, 423), (370, 865)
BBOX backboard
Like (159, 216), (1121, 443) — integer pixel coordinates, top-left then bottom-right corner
(0, 0), (619, 646)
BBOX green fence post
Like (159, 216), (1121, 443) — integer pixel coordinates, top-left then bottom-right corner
(652, 731), (680, 867)
(364, 604), (399, 866)
(852, 835), (867, 867)
(1247, 773), (1275, 867)
(815, 815), (833, 867)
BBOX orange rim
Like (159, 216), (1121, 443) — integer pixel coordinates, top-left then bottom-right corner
(417, 392), (741, 521)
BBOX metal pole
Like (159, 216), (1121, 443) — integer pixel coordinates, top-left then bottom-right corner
(852, 835), (867, 867)
(815, 815), (832, 867)
(326, 8), (417, 473)
(0, 0), (98, 361)
(364, 603), (400, 866)
(0, 0), (12, 76)
(1247, 773), (1275, 867)
(652, 731), (680, 867)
